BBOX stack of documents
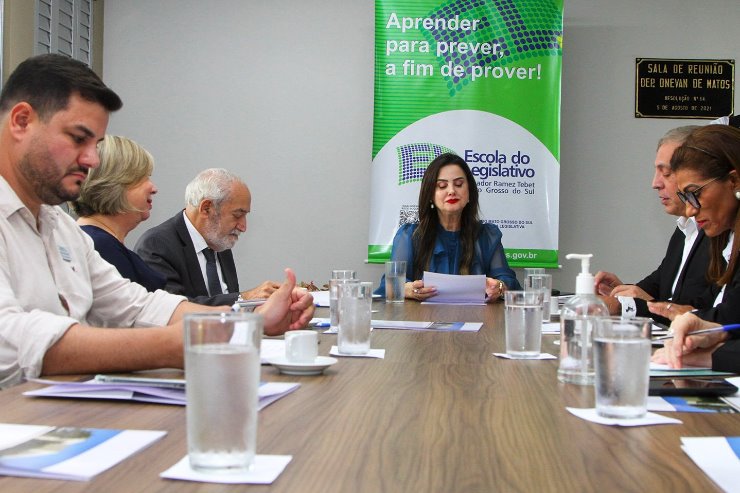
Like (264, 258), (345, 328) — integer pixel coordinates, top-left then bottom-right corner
(25, 378), (299, 408)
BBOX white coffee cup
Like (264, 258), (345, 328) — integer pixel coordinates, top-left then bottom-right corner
(285, 330), (318, 363)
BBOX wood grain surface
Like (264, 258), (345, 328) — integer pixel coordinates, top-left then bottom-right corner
(0, 301), (735, 492)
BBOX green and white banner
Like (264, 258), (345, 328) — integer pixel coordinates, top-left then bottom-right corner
(369, 0), (563, 267)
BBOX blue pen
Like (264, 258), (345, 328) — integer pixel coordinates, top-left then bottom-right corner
(313, 322), (330, 327)
(655, 323), (740, 340)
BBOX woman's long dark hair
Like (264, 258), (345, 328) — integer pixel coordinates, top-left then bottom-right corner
(671, 125), (740, 286)
(412, 153), (480, 279)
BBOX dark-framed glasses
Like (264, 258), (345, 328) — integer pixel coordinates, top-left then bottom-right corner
(676, 175), (726, 209)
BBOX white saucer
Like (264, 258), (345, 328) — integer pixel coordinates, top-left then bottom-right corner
(267, 356), (338, 376)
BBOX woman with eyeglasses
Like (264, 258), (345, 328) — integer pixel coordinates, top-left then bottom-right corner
(651, 125), (740, 371)
(376, 153), (520, 302)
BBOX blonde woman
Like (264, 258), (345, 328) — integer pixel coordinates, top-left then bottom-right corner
(73, 135), (165, 291)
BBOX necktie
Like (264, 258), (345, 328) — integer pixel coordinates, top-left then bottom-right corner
(202, 248), (223, 296)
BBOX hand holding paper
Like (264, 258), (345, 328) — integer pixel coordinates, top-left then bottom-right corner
(421, 272), (486, 305)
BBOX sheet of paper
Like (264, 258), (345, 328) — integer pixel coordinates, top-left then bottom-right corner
(681, 437), (740, 493)
(329, 346), (385, 359)
(565, 407), (682, 427)
(310, 290), (330, 307)
(161, 455), (292, 484)
(421, 272), (486, 305)
(493, 353), (557, 360)
(542, 322), (560, 334)
(0, 424), (165, 481)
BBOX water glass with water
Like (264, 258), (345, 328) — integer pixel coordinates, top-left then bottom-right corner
(526, 273), (552, 321)
(504, 290), (544, 359)
(338, 281), (374, 355)
(385, 261), (406, 303)
(185, 312), (262, 473)
(594, 316), (652, 419)
(330, 274), (358, 332)
(524, 267), (545, 279)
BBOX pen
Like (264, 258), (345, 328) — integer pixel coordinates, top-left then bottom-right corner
(654, 323), (740, 341)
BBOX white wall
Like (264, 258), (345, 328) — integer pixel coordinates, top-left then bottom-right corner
(103, 0), (740, 292)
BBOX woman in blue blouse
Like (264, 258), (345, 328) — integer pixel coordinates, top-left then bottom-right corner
(380, 153), (520, 302)
(72, 135), (166, 292)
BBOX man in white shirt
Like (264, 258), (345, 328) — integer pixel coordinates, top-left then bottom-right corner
(0, 54), (314, 388)
(594, 126), (711, 323)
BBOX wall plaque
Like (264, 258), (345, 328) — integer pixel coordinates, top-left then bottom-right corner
(635, 58), (734, 119)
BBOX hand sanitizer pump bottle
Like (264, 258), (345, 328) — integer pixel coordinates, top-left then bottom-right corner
(557, 253), (608, 385)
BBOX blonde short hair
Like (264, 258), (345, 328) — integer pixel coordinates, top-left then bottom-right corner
(74, 135), (154, 216)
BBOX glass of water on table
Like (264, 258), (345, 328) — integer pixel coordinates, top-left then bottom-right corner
(329, 270), (357, 332)
(593, 316), (652, 419)
(184, 312), (262, 473)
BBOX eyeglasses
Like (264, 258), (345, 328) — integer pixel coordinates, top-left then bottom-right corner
(676, 175), (725, 209)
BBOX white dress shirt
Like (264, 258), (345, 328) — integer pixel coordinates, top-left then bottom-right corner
(0, 177), (186, 388)
(182, 211), (227, 294)
(713, 232), (734, 307)
(619, 216), (701, 317)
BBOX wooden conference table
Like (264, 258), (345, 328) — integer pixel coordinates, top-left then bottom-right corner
(0, 301), (737, 492)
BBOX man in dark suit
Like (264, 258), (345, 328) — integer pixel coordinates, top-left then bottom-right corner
(595, 126), (711, 324)
(135, 168), (280, 306)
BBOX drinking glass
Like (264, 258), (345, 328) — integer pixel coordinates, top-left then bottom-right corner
(504, 290), (544, 359)
(185, 312), (262, 472)
(594, 316), (652, 419)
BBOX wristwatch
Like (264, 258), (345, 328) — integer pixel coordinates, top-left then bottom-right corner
(498, 280), (505, 300)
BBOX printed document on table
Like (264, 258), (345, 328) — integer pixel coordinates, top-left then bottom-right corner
(25, 379), (299, 408)
(371, 320), (482, 332)
(681, 436), (740, 493)
(0, 423), (165, 481)
(421, 272), (486, 305)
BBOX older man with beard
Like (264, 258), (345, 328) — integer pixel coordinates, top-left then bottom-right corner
(135, 168), (280, 306)
(0, 55), (313, 388)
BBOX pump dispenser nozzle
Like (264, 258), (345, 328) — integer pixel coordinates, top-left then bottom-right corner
(566, 253), (596, 295)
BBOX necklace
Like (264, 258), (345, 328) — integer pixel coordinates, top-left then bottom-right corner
(86, 216), (124, 243)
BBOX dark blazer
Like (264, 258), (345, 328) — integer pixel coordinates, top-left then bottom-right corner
(694, 257), (740, 325)
(713, 340), (740, 373)
(633, 227), (710, 325)
(134, 212), (240, 306)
